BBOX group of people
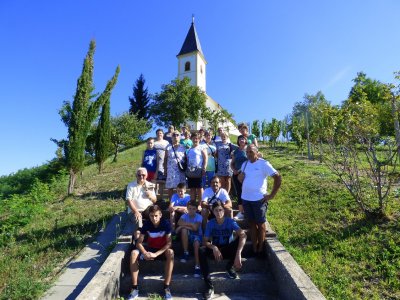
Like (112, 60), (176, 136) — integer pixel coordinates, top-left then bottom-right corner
(125, 123), (281, 300)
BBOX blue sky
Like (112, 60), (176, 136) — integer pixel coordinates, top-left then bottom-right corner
(1, 0), (400, 176)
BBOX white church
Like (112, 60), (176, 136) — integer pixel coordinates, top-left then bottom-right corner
(176, 18), (239, 135)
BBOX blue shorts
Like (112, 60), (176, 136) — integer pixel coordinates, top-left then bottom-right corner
(188, 233), (202, 244)
(242, 199), (267, 223)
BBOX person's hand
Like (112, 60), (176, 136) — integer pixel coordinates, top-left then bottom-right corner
(263, 194), (274, 202)
(168, 206), (174, 213)
(134, 211), (142, 222)
(212, 246), (223, 261)
(143, 251), (154, 260)
(234, 254), (242, 270)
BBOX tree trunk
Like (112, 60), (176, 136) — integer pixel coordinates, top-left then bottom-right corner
(113, 144), (119, 162)
(391, 96), (400, 158)
(68, 170), (76, 195)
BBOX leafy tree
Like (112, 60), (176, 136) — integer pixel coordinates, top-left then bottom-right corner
(151, 77), (207, 128)
(320, 99), (395, 219)
(95, 67), (120, 173)
(129, 74), (152, 120)
(202, 107), (235, 133)
(251, 120), (260, 138)
(261, 120), (268, 143)
(348, 72), (393, 136)
(54, 40), (119, 194)
(110, 113), (151, 162)
(270, 118), (281, 147)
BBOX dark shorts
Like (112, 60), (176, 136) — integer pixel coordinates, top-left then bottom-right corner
(187, 177), (202, 188)
(242, 199), (267, 223)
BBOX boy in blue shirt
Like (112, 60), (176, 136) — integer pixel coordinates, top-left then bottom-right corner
(176, 200), (203, 277)
(141, 137), (157, 181)
(199, 200), (247, 300)
(168, 182), (190, 231)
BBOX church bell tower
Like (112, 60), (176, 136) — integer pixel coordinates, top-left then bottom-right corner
(177, 17), (207, 92)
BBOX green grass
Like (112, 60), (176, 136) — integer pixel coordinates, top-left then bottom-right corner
(263, 145), (400, 300)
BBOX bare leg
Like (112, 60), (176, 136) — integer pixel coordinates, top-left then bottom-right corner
(196, 188), (203, 206)
(170, 211), (176, 231)
(238, 204), (244, 213)
(224, 207), (233, 218)
(201, 208), (209, 232)
(181, 228), (189, 252)
(164, 249), (174, 285)
(193, 239), (200, 266)
(249, 221), (259, 253)
(130, 250), (140, 286)
(257, 222), (266, 253)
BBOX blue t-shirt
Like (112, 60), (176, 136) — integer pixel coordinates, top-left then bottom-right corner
(204, 218), (240, 246)
(170, 193), (191, 207)
(142, 149), (157, 172)
(180, 213), (203, 236)
(140, 218), (171, 249)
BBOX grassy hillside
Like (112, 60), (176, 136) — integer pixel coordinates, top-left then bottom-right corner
(1, 143), (399, 299)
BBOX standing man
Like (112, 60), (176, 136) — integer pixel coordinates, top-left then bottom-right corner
(240, 145), (281, 255)
(126, 167), (157, 240)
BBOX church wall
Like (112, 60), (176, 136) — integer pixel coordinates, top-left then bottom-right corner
(178, 54), (197, 86)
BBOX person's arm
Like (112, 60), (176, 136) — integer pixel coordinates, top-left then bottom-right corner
(177, 218), (198, 231)
(264, 172), (282, 202)
(203, 235), (223, 261)
(253, 137), (259, 148)
(163, 148), (168, 176)
(126, 186), (142, 221)
(230, 154), (240, 175)
(201, 149), (208, 175)
(144, 182), (157, 203)
(233, 228), (247, 269)
(136, 233), (153, 260)
(224, 199), (232, 209)
(151, 234), (172, 258)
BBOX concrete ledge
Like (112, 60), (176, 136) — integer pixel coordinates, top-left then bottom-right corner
(76, 241), (131, 300)
(266, 237), (326, 300)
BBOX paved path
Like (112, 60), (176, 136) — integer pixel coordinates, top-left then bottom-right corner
(41, 212), (127, 300)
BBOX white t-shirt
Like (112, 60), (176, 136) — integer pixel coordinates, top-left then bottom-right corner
(125, 180), (156, 213)
(202, 187), (230, 208)
(241, 159), (277, 201)
(154, 139), (169, 173)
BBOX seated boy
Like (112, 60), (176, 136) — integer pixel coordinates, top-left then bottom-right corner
(199, 201), (247, 300)
(201, 176), (233, 230)
(128, 205), (174, 300)
(168, 183), (191, 231)
(176, 200), (203, 277)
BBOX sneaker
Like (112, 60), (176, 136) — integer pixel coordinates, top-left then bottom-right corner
(226, 267), (238, 279)
(164, 287), (173, 300)
(127, 288), (139, 300)
(194, 265), (201, 278)
(234, 212), (245, 220)
(204, 286), (214, 300)
(180, 251), (189, 263)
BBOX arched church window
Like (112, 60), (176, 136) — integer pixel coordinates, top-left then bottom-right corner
(185, 61), (190, 71)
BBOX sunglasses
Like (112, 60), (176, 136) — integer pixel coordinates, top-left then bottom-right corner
(137, 174), (146, 177)
(173, 134), (180, 137)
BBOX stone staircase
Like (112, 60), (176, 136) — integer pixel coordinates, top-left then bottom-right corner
(118, 215), (281, 299)
(76, 187), (326, 300)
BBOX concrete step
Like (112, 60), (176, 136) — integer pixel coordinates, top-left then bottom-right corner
(134, 292), (280, 300)
(121, 272), (279, 296)
(125, 256), (269, 275)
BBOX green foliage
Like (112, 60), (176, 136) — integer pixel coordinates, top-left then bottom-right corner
(201, 107), (235, 133)
(110, 113), (151, 162)
(151, 77), (207, 128)
(54, 40), (120, 194)
(95, 66), (120, 173)
(251, 120), (260, 138)
(264, 146), (400, 299)
(129, 73), (152, 120)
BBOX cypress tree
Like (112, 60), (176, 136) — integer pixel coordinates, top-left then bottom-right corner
(95, 66), (120, 173)
(129, 74), (151, 120)
(57, 40), (119, 194)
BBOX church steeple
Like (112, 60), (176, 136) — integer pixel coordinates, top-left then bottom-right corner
(177, 17), (204, 58)
(177, 17), (207, 92)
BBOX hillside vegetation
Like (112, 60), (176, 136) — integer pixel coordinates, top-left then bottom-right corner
(0, 143), (399, 299)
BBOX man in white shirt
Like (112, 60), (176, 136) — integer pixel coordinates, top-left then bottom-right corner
(241, 145), (281, 255)
(126, 167), (157, 239)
